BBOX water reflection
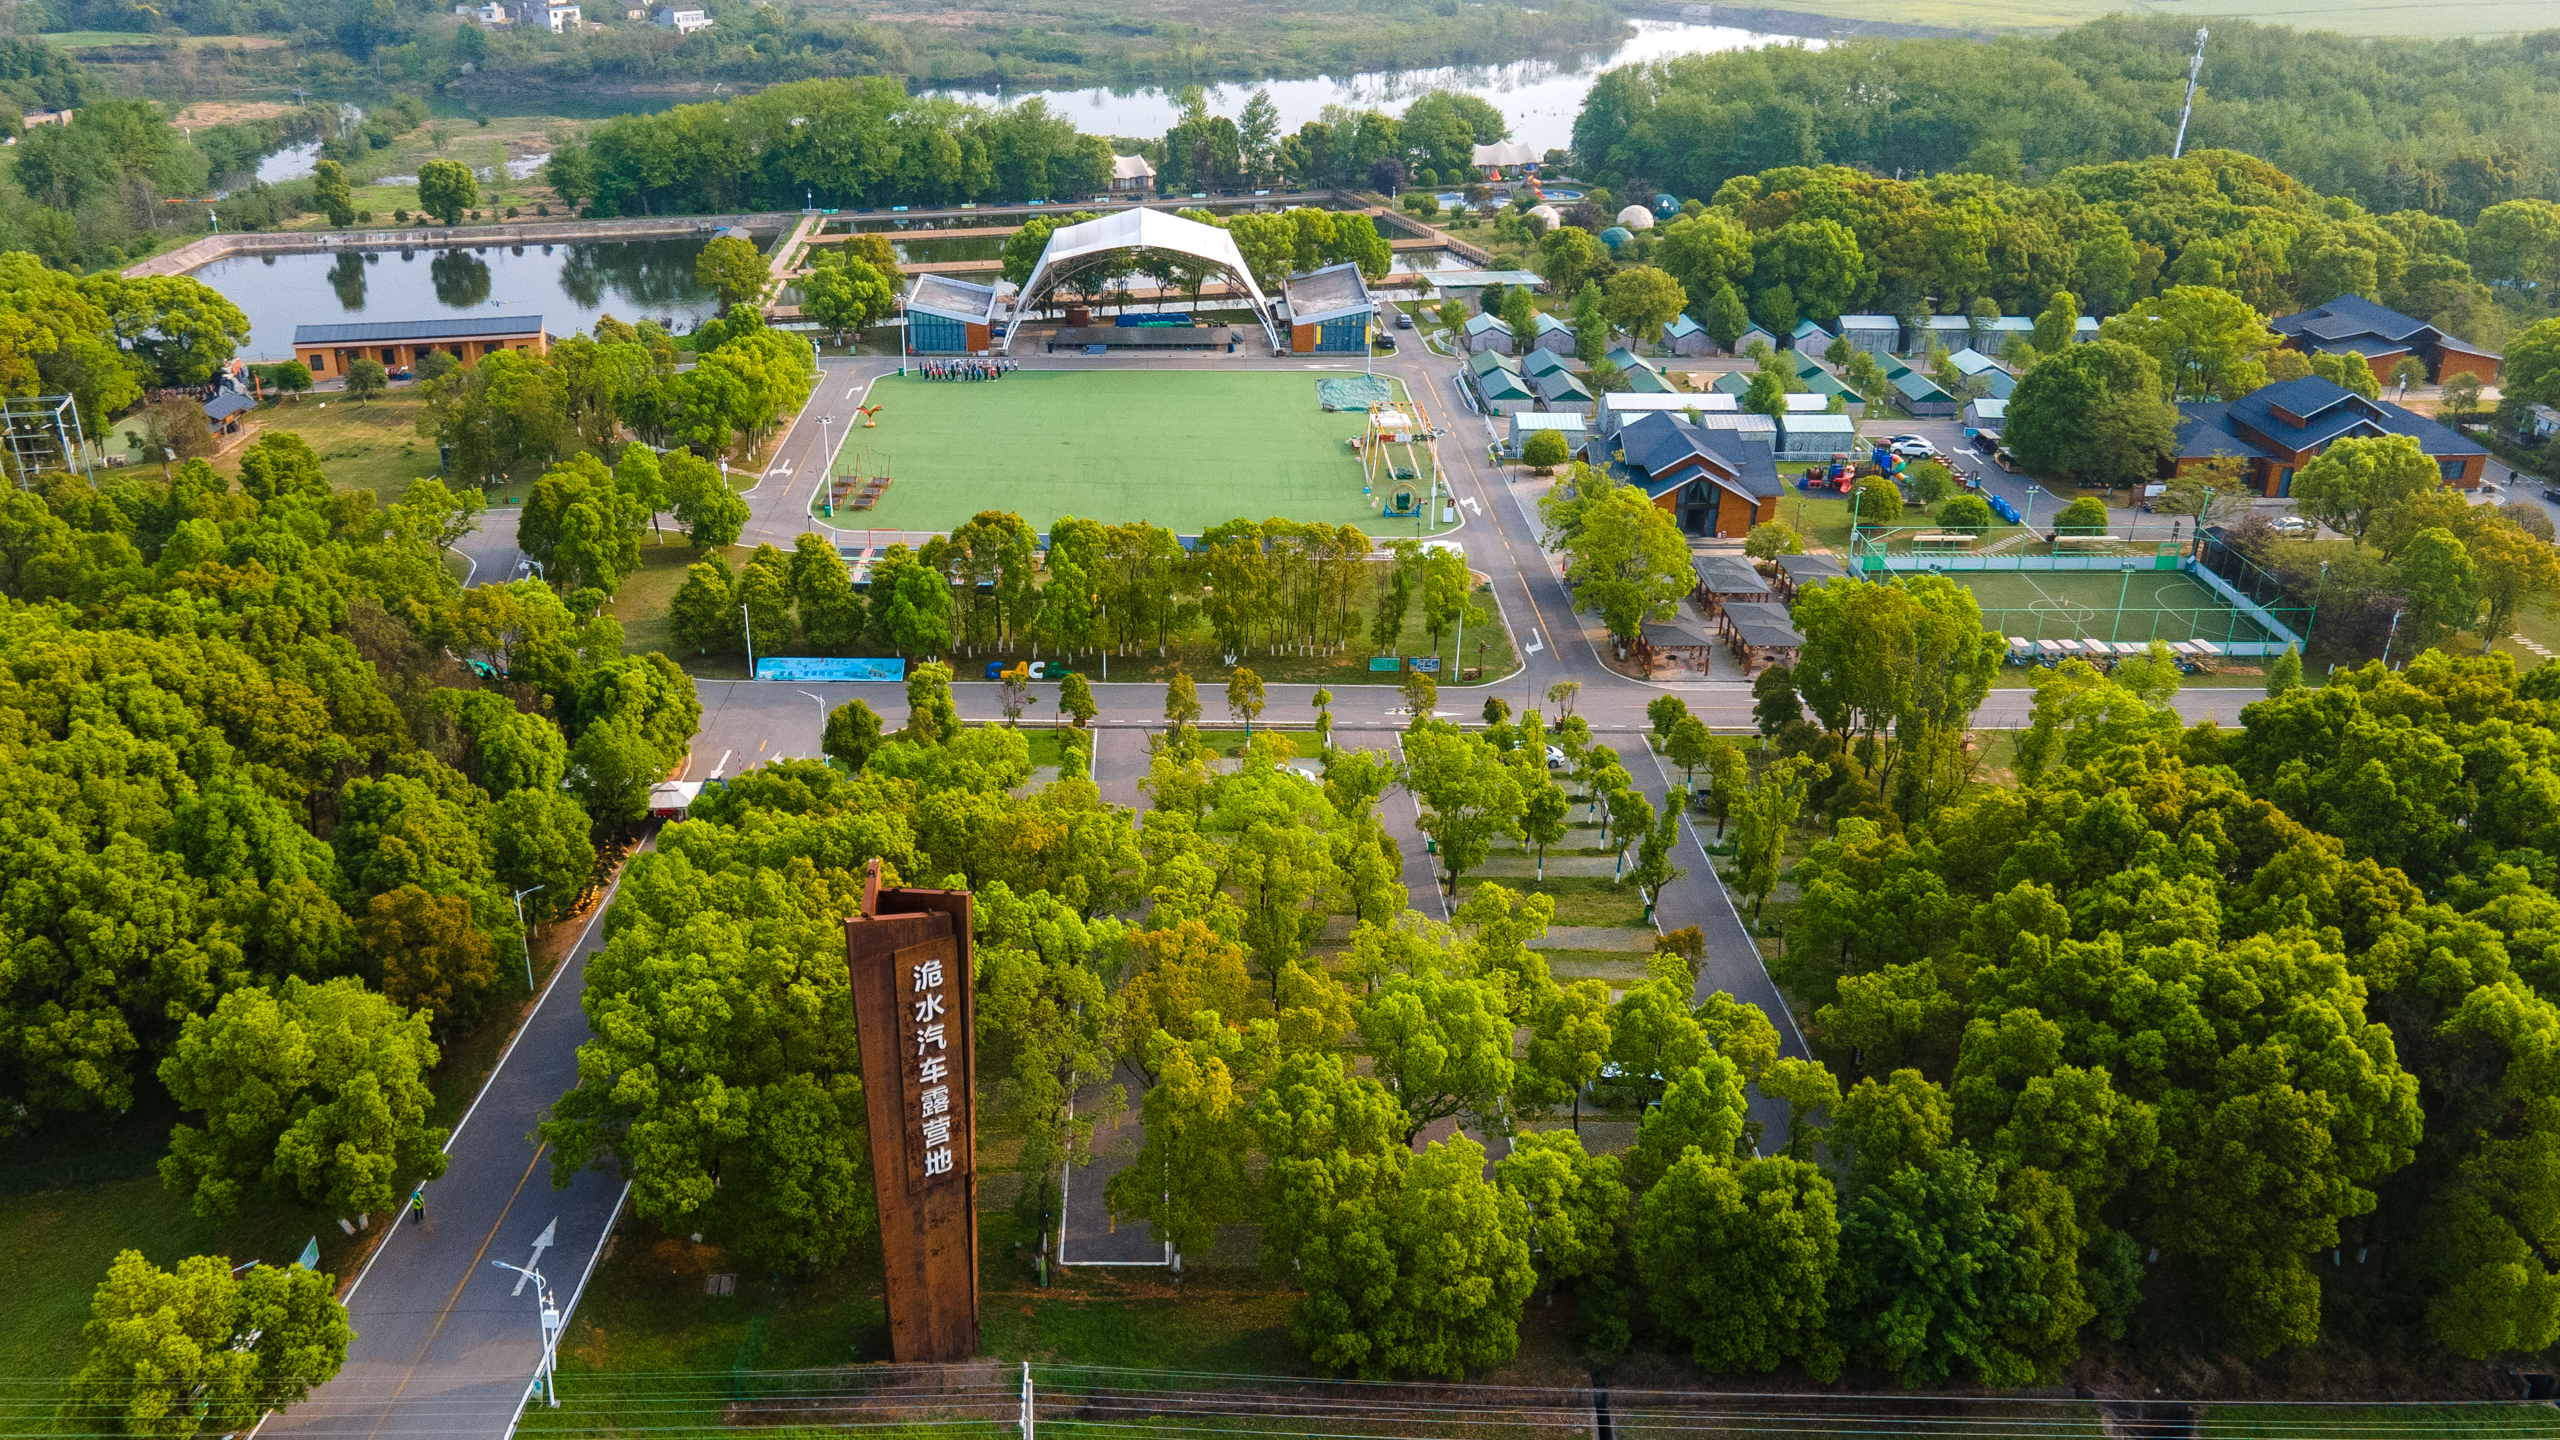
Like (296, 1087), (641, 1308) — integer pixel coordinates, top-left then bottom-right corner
(431, 250), (494, 309)
(328, 252), (371, 311)
(193, 237), (724, 359)
(556, 239), (709, 313)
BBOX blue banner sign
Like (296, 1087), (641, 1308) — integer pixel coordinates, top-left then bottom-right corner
(1406, 656), (1442, 673)
(755, 657), (908, 682)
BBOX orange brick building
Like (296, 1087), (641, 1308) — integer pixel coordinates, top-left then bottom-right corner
(2268, 295), (2500, 387)
(2172, 375), (2491, 497)
(292, 315), (549, 380)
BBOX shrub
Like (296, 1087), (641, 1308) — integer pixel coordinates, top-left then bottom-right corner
(2052, 495), (2111, 535)
(1522, 429), (1571, 469)
(1935, 493), (1996, 533)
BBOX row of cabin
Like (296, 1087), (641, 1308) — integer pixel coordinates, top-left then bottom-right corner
(1803, 295), (2499, 388)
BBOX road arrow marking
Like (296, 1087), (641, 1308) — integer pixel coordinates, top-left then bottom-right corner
(514, 1218), (557, 1295)
(1526, 630), (1544, 655)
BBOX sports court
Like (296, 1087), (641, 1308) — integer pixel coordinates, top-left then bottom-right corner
(1947, 567), (2285, 646)
(821, 370), (1455, 535)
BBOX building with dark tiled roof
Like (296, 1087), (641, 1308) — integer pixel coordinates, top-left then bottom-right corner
(292, 315), (547, 379)
(2172, 375), (2490, 495)
(1601, 411), (1783, 538)
(2268, 294), (2499, 387)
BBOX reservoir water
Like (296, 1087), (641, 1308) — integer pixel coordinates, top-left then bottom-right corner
(930, 19), (1821, 156)
(198, 237), (722, 360)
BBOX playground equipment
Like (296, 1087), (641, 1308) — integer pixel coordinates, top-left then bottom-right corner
(858, 404), (883, 429)
(1355, 396), (1446, 523)
(827, 451), (894, 513)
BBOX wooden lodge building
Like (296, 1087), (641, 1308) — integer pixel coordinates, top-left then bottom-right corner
(1602, 411), (1783, 539)
(2173, 375), (2489, 496)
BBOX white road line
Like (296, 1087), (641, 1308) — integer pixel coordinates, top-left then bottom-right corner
(1525, 630), (1544, 655)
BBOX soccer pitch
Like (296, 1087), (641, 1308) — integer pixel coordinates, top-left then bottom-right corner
(1948, 567), (2285, 646)
(822, 370), (1456, 536)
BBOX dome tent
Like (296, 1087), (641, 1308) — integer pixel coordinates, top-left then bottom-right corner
(1526, 204), (1564, 229)
(1600, 226), (1634, 251)
(1616, 204), (1656, 231)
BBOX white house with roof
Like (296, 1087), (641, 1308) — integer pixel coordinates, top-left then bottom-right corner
(1109, 154), (1155, 194)
(518, 0), (579, 30)
(651, 4), (711, 29)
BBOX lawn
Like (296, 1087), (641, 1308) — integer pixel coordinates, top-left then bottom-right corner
(0, 1146), (348, 1379)
(0, 894), (597, 1379)
(611, 539), (744, 668)
(209, 391), (439, 501)
(822, 370), (1457, 537)
(40, 29), (288, 47)
(1457, 875), (1650, 929)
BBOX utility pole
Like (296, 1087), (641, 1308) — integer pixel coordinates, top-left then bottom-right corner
(2172, 28), (2209, 159)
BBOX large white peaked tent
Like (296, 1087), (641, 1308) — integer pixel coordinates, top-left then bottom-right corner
(1006, 208), (1281, 353)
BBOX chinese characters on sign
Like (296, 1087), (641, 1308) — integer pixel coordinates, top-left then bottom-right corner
(897, 950), (959, 1190)
(847, 876), (978, 1363)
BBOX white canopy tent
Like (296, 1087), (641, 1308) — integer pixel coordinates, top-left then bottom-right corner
(1472, 141), (1539, 169)
(1005, 208), (1281, 354)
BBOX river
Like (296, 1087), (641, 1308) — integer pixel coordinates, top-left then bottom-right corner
(198, 237), (723, 360)
(926, 18), (1820, 155)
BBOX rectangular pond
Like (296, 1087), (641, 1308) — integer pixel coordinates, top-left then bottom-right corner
(194, 236), (726, 360)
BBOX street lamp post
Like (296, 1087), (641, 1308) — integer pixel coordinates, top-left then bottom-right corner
(2305, 559), (2331, 653)
(490, 1261), (562, 1408)
(817, 416), (835, 513)
(797, 689), (829, 758)
(2022, 483), (2042, 531)
(509, 885), (545, 990)
(2381, 608), (2409, 669)
(742, 603), (755, 680)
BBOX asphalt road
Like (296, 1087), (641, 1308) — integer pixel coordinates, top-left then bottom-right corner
(261, 867), (635, 1440)
(325, 333), (2279, 1432)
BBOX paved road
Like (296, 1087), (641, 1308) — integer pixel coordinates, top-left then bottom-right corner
(344, 332), (2275, 1431)
(262, 872), (634, 1440)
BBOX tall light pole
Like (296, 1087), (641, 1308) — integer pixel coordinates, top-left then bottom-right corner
(2381, 607), (2408, 669)
(2022, 483), (2042, 531)
(490, 1261), (561, 1408)
(797, 689), (828, 755)
(742, 603), (755, 680)
(817, 415), (835, 513)
(509, 885), (544, 990)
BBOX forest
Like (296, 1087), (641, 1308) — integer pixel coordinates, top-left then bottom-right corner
(1574, 18), (2560, 226)
(25, 0), (1632, 95)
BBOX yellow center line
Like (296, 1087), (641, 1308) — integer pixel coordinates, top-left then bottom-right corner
(361, 1145), (550, 1440)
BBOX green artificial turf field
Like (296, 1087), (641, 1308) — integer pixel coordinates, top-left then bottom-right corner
(821, 369), (1456, 537)
(1949, 567), (2288, 646)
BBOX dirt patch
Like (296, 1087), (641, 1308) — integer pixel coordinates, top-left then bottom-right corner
(172, 100), (298, 126)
